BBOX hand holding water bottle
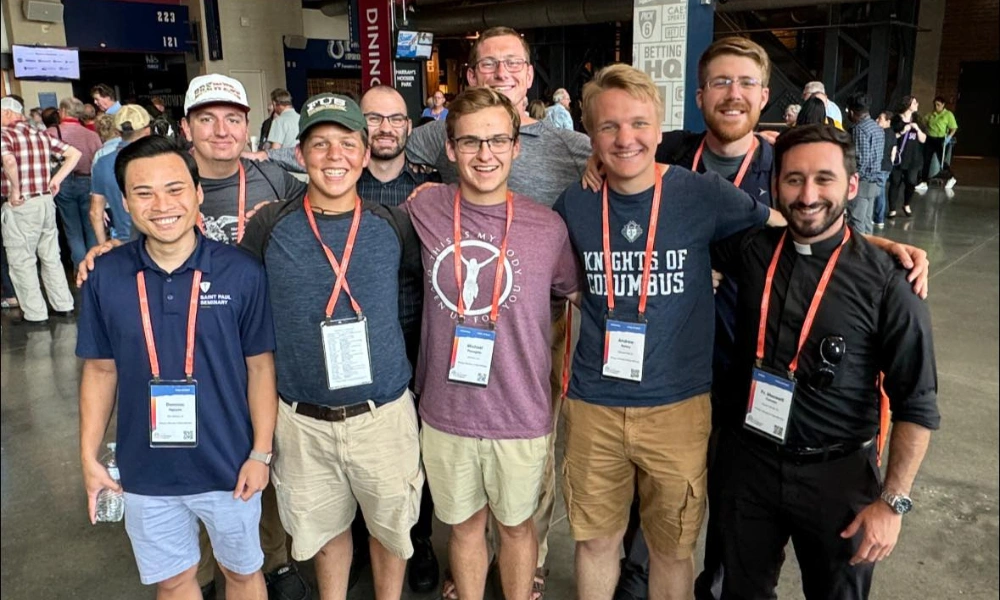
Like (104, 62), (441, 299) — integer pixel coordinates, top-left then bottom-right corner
(83, 443), (123, 524)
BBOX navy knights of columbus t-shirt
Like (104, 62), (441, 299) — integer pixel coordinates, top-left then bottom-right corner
(554, 166), (770, 407)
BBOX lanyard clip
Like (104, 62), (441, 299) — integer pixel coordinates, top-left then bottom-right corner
(488, 319), (496, 331)
(355, 310), (364, 322)
(185, 375), (194, 384)
(637, 311), (647, 323)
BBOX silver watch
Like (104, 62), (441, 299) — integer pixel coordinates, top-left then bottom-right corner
(880, 490), (913, 515)
(249, 450), (273, 466)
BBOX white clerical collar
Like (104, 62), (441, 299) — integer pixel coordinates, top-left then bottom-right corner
(792, 240), (813, 255)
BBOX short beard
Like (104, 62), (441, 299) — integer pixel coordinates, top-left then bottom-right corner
(780, 197), (847, 240)
(369, 133), (406, 160)
(704, 102), (760, 144)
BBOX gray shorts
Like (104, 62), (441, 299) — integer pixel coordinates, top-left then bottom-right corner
(124, 491), (263, 585)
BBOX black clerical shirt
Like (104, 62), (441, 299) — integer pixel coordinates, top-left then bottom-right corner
(713, 224), (940, 447)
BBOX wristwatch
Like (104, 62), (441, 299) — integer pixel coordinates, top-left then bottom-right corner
(880, 490), (913, 515)
(249, 450), (273, 466)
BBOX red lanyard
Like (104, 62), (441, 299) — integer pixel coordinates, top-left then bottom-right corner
(691, 136), (759, 188)
(453, 189), (514, 327)
(197, 161), (247, 242)
(137, 269), (202, 382)
(601, 164), (663, 318)
(303, 194), (363, 319)
(756, 227), (851, 374)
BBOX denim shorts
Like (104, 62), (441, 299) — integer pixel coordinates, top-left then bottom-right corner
(124, 490), (263, 585)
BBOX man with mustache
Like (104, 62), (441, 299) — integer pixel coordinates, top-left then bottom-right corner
(710, 124), (938, 600)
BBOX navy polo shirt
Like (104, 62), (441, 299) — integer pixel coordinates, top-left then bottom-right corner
(76, 234), (275, 496)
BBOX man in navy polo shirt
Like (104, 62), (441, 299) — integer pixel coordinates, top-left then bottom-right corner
(78, 136), (277, 599)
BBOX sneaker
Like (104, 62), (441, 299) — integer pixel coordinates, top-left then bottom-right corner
(903, 205), (913, 216)
(915, 182), (929, 192)
(945, 177), (957, 189)
(265, 562), (311, 600)
(407, 536), (440, 593)
(887, 210), (897, 218)
(874, 222), (885, 230)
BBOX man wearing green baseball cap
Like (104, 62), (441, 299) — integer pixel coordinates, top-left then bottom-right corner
(240, 94), (425, 600)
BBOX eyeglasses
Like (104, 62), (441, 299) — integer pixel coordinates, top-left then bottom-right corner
(705, 76), (763, 91)
(364, 113), (408, 128)
(808, 335), (846, 390)
(450, 135), (515, 154)
(474, 57), (529, 74)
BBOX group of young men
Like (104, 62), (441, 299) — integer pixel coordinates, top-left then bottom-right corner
(65, 27), (938, 600)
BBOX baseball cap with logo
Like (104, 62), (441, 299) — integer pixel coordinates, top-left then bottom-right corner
(297, 93), (367, 140)
(114, 105), (152, 133)
(184, 74), (251, 115)
(1, 97), (24, 115)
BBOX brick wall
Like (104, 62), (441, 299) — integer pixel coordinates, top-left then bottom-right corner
(935, 0), (1000, 103)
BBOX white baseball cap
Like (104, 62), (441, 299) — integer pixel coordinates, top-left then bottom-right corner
(1, 97), (24, 115)
(184, 74), (250, 115)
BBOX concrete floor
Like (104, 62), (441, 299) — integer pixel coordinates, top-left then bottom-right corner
(1, 174), (997, 599)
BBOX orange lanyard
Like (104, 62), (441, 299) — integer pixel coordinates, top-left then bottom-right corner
(453, 189), (514, 327)
(303, 195), (363, 319)
(756, 227), (851, 374)
(601, 164), (662, 318)
(691, 136), (759, 188)
(197, 161), (248, 242)
(137, 269), (202, 382)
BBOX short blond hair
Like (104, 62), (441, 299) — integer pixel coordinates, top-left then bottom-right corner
(94, 114), (119, 142)
(581, 63), (663, 134)
(445, 87), (521, 141)
(698, 36), (771, 87)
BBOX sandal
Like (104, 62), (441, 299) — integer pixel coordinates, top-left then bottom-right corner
(531, 567), (548, 600)
(441, 568), (459, 600)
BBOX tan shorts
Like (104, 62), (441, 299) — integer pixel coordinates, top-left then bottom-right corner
(422, 423), (551, 527)
(561, 394), (711, 558)
(271, 391), (424, 560)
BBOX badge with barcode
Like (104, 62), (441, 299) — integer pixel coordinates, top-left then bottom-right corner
(149, 380), (198, 448)
(602, 319), (647, 383)
(745, 368), (795, 444)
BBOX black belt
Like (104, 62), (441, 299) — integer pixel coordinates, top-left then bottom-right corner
(283, 397), (378, 422)
(740, 431), (874, 464)
(71, 172), (91, 177)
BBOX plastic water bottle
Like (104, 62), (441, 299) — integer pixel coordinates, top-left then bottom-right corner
(96, 443), (124, 523)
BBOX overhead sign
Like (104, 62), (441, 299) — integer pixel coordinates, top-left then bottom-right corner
(633, 0), (688, 132)
(358, 0), (393, 90)
(63, 0), (190, 54)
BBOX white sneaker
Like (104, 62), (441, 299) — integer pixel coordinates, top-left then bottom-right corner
(915, 182), (929, 192)
(945, 177), (957, 189)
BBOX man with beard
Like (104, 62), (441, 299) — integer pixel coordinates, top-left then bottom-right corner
(350, 85), (441, 594)
(710, 124), (938, 600)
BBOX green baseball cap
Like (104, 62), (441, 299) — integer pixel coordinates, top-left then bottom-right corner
(297, 93), (367, 140)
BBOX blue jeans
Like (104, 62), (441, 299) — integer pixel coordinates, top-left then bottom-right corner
(54, 174), (97, 266)
(873, 171), (890, 225)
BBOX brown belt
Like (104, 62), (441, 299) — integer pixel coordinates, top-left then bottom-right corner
(283, 397), (374, 422)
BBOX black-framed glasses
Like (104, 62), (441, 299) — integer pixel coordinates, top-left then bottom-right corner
(809, 335), (846, 390)
(474, 57), (529, 73)
(705, 76), (763, 91)
(364, 112), (409, 128)
(450, 135), (515, 154)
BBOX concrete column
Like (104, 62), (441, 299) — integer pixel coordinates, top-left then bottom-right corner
(1, 1), (74, 107)
(912, 0), (946, 104)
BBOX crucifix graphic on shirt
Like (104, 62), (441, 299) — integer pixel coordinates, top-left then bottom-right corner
(430, 237), (521, 325)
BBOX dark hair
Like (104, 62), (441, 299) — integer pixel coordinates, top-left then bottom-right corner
(41, 107), (60, 128)
(898, 95), (917, 113)
(796, 97), (829, 126)
(115, 135), (200, 196)
(846, 92), (870, 115)
(890, 114), (906, 134)
(270, 88), (293, 105)
(879, 110), (894, 122)
(90, 84), (117, 101)
(933, 96), (947, 105)
(774, 124), (857, 179)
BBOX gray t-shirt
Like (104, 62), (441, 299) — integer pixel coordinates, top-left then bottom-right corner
(699, 147), (744, 180)
(267, 108), (300, 148)
(199, 158), (307, 245)
(405, 119), (592, 207)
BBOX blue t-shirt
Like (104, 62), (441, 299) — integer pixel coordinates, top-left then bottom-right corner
(554, 167), (770, 407)
(254, 206), (413, 407)
(91, 143), (133, 241)
(76, 235), (275, 496)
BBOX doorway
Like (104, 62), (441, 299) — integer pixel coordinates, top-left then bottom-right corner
(954, 61), (1000, 158)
